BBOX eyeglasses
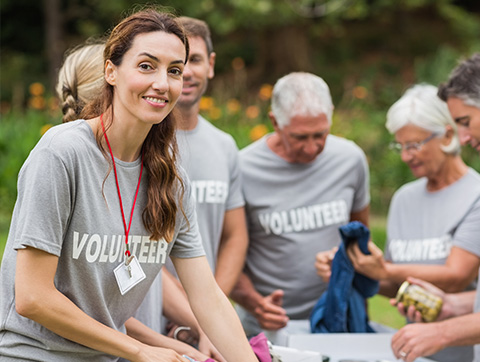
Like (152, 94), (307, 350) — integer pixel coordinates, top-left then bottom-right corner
(389, 133), (437, 154)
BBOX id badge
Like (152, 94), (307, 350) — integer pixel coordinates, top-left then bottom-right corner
(114, 255), (146, 295)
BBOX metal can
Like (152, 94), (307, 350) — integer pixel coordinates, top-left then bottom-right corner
(395, 281), (443, 322)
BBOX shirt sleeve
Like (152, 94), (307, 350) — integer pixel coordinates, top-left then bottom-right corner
(11, 147), (73, 257)
(352, 146), (371, 212)
(452, 196), (480, 257)
(225, 139), (245, 211)
(169, 173), (206, 259)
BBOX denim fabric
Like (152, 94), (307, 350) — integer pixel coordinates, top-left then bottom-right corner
(310, 221), (379, 333)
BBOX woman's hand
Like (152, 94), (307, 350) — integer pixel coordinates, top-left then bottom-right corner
(197, 333), (226, 362)
(136, 345), (190, 362)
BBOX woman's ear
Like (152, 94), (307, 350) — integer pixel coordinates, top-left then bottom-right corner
(105, 60), (116, 86)
(443, 125), (454, 146)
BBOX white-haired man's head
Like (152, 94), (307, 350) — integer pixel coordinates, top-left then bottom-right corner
(271, 72), (334, 129)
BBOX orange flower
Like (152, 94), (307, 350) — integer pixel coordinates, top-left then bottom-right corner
(353, 86), (368, 99)
(40, 124), (53, 135)
(245, 105), (260, 119)
(199, 96), (214, 111)
(226, 99), (241, 114)
(258, 84), (273, 101)
(249, 124), (269, 141)
(29, 96), (46, 110)
(209, 106), (222, 120)
(29, 82), (45, 96)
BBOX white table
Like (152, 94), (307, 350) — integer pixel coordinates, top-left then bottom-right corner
(264, 320), (434, 362)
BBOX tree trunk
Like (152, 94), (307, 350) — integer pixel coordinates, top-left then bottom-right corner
(43, 0), (63, 92)
(250, 24), (313, 86)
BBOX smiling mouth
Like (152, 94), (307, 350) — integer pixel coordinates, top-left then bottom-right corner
(182, 83), (197, 91)
(144, 96), (167, 104)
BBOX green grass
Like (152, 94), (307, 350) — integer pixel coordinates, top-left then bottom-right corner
(369, 294), (405, 330)
(0, 209), (11, 262)
(366, 215), (406, 330)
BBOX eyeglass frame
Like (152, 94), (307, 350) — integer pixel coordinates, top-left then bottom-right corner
(389, 133), (438, 154)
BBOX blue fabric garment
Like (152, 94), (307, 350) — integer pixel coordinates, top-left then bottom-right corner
(310, 221), (379, 333)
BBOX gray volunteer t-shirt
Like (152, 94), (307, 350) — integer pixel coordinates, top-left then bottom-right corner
(175, 116), (244, 270)
(240, 134), (370, 319)
(385, 168), (480, 265)
(384, 168), (480, 362)
(134, 116), (244, 334)
(0, 120), (204, 361)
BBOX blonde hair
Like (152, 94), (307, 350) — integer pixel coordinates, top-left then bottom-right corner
(56, 42), (105, 123)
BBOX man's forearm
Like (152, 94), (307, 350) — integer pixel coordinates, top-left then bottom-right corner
(230, 273), (262, 313)
(215, 207), (249, 296)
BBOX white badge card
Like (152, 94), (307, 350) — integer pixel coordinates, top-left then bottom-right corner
(114, 256), (146, 295)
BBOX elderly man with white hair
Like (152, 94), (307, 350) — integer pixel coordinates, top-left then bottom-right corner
(231, 72), (370, 337)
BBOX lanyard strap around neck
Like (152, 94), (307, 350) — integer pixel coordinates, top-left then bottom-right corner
(101, 114), (143, 258)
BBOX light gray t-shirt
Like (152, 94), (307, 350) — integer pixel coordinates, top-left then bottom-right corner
(240, 134), (370, 320)
(385, 168), (480, 362)
(175, 116), (244, 270)
(385, 168), (480, 266)
(0, 120), (204, 361)
(134, 116), (244, 334)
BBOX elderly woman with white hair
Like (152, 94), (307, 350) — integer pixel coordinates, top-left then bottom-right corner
(316, 83), (480, 361)
(344, 83), (480, 362)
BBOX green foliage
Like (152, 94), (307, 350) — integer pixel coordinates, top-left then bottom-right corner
(0, 110), (57, 212)
(369, 294), (406, 329)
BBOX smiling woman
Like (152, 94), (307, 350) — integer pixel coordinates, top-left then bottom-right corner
(0, 7), (258, 362)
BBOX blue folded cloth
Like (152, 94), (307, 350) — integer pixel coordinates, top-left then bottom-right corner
(310, 221), (379, 333)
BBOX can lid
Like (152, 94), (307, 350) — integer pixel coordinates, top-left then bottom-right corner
(395, 281), (410, 304)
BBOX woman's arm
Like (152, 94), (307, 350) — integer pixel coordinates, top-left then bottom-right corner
(15, 247), (187, 362)
(162, 269), (225, 361)
(172, 255), (258, 362)
(348, 243), (480, 292)
(125, 317), (210, 361)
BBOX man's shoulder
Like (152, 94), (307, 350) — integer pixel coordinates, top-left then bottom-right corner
(198, 117), (238, 147)
(326, 134), (364, 154)
(239, 135), (268, 157)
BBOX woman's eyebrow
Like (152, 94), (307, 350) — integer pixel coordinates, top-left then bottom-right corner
(139, 52), (159, 62)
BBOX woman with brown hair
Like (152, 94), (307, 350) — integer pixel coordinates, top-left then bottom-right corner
(0, 8), (257, 362)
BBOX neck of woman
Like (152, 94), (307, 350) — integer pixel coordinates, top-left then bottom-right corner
(88, 116), (150, 162)
(426, 156), (469, 192)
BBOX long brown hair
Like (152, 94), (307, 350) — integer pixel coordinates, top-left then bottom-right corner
(82, 8), (190, 242)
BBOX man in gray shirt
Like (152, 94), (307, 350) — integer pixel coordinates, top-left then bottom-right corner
(231, 72), (370, 336)
(133, 17), (248, 346)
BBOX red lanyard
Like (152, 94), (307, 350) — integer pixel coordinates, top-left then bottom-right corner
(101, 115), (143, 258)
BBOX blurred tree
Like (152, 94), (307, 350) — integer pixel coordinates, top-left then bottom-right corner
(1, 0), (479, 105)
